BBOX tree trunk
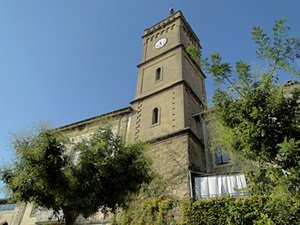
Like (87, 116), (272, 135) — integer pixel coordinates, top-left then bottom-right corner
(62, 209), (78, 225)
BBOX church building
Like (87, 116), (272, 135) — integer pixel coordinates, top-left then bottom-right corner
(0, 10), (246, 225)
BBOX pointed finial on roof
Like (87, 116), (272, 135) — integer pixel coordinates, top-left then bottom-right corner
(169, 5), (174, 15)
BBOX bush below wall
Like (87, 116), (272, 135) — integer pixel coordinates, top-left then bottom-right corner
(114, 193), (300, 224)
(182, 195), (300, 225)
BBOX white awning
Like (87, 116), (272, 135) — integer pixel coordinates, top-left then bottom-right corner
(194, 173), (247, 200)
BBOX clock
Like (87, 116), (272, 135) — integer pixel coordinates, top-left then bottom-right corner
(155, 38), (167, 49)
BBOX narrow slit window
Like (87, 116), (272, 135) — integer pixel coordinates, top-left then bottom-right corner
(155, 68), (161, 81)
(152, 108), (159, 125)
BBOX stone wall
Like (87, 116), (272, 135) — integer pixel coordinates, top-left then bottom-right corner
(0, 203), (25, 225)
(135, 48), (183, 100)
(147, 134), (191, 199)
(129, 84), (185, 143)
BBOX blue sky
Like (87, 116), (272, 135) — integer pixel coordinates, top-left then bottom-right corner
(1, 1), (300, 197)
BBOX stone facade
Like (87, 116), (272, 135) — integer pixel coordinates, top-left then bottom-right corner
(127, 10), (209, 200)
(0, 200), (27, 225)
(1, 10), (234, 225)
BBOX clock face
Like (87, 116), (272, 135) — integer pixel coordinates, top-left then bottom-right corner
(155, 38), (167, 49)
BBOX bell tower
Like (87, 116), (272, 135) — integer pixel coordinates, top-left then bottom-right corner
(128, 11), (207, 198)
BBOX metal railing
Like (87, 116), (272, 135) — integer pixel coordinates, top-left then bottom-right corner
(197, 191), (249, 200)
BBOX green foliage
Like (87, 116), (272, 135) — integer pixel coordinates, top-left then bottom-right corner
(186, 45), (202, 66)
(1, 126), (152, 225)
(181, 197), (229, 224)
(252, 18), (300, 77)
(182, 194), (300, 225)
(188, 18), (300, 192)
(186, 18), (300, 224)
(115, 175), (179, 225)
(74, 128), (152, 214)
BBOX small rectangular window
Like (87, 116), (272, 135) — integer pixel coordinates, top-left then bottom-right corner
(215, 146), (230, 165)
(0, 203), (16, 211)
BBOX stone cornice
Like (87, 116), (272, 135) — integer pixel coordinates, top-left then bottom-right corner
(137, 44), (183, 68)
(58, 107), (132, 131)
(143, 10), (200, 45)
(130, 80), (204, 107)
(148, 127), (204, 147)
(143, 11), (181, 37)
(130, 80), (184, 104)
(137, 44), (205, 79)
(130, 80), (204, 106)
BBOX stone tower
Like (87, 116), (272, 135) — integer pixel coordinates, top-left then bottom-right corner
(128, 11), (207, 198)
(0, 11), (242, 225)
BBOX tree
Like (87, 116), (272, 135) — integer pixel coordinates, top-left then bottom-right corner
(187, 18), (300, 191)
(1, 126), (152, 225)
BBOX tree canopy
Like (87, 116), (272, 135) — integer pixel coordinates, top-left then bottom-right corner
(187, 18), (300, 192)
(1, 126), (152, 225)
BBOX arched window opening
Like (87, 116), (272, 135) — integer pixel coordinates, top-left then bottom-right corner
(156, 68), (161, 81)
(152, 108), (159, 125)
